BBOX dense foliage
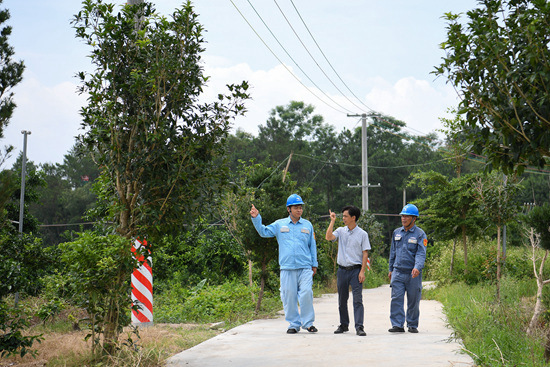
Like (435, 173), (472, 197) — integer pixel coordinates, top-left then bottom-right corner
(73, 0), (249, 240)
(59, 232), (146, 356)
(436, 0), (550, 174)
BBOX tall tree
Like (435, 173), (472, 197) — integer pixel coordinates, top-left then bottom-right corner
(255, 101), (332, 191)
(436, 0), (550, 174)
(73, 0), (249, 240)
(409, 171), (484, 275)
(31, 145), (99, 247)
(0, 0), (24, 141)
(473, 172), (522, 301)
(72, 0), (249, 353)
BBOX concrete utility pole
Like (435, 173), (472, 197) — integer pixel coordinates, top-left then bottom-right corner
(347, 114), (380, 212)
(18, 130), (31, 234)
(15, 130), (31, 307)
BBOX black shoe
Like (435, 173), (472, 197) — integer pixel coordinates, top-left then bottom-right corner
(306, 325), (318, 333)
(388, 326), (405, 333)
(356, 327), (366, 336)
(286, 328), (298, 334)
(334, 325), (349, 334)
(408, 327), (418, 333)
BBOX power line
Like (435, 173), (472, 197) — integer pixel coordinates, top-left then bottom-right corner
(273, 0), (367, 113)
(229, 0), (348, 114)
(243, 0), (354, 114)
(288, 0), (375, 113)
(291, 152), (464, 170)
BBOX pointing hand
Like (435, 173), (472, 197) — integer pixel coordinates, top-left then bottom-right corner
(250, 204), (259, 218)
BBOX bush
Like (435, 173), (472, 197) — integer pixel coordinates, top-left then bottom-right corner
(363, 255), (388, 289)
(58, 232), (146, 356)
(155, 280), (281, 324)
(428, 238), (549, 285)
(153, 225), (247, 289)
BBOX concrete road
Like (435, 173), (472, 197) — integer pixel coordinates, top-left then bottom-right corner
(166, 284), (475, 367)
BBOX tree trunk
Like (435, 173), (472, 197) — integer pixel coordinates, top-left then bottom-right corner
(528, 277), (545, 335)
(103, 299), (119, 355)
(450, 239), (457, 276)
(248, 258), (256, 304)
(255, 259), (267, 313)
(248, 258), (253, 287)
(462, 225), (468, 273)
(527, 231), (549, 335)
(496, 225), (501, 302)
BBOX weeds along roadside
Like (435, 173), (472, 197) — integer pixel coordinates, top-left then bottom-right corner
(1, 267), (389, 367)
(421, 238), (550, 366)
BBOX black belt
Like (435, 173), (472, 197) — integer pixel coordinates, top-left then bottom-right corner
(339, 264), (362, 271)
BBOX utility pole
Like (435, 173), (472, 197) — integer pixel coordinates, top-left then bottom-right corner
(347, 113), (380, 211)
(15, 130), (31, 307)
(282, 152), (293, 183)
(18, 131), (31, 233)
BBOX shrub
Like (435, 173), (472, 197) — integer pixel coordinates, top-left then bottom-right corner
(428, 238), (549, 285)
(155, 280), (281, 324)
(59, 232), (146, 356)
(153, 225), (247, 289)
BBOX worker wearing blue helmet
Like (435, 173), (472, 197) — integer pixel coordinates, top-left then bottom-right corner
(250, 193), (319, 334)
(388, 203), (427, 334)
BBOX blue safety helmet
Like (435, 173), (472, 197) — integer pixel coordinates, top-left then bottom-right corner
(399, 204), (419, 217)
(286, 193), (305, 207)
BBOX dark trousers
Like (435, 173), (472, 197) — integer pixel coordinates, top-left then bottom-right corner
(336, 266), (364, 329)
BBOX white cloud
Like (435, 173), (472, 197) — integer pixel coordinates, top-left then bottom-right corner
(3, 74), (86, 167)
(2, 64), (461, 168)
(203, 64), (461, 140)
(365, 77), (459, 137)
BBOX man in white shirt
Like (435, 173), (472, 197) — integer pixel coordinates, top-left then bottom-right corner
(325, 205), (371, 336)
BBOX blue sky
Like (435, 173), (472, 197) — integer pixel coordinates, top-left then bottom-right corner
(2, 0), (479, 166)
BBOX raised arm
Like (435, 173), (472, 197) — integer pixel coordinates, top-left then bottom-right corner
(325, 209), (337, 241)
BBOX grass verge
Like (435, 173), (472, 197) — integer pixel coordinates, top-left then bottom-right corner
(426, 277), (547, 366)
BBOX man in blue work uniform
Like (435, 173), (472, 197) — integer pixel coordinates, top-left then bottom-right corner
(388, 204), (427, 334)
(250, 194), (319, 334)
(326, 205), (370, 336)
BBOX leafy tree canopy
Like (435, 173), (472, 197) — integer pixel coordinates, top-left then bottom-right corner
(0, 0), (24, 140)
(436, 0), (550, 174)
(73, 0), (249, 239)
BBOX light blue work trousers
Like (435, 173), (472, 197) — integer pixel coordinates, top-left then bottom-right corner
(390, 268), (422, 329)
(280, 268), (315, 330)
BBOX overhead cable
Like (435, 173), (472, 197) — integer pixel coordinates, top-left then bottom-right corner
(273, 0), (368, 113)
(289, 0), (375, 113)
(243, 0), (354, 114)
(229, 0), (348, 114)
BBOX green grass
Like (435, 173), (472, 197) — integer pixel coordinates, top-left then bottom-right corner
(430, 277), (547, 366)
(154, 280), (283, 325)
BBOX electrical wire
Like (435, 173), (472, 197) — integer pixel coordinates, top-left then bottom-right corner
(273, 0), (367, 113)
(288, 0), (375, 113)
(244, 0), (354, 114)
(229, 0), (348, 114)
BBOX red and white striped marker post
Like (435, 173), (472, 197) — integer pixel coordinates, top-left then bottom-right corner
(131, 238), (153, 326)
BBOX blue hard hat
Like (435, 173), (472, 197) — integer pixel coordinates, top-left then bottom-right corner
(286, 194), (305, 207)
(399, 204), (419, 217)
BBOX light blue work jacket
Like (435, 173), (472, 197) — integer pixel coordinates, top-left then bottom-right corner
(251, 214), (318, 270)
